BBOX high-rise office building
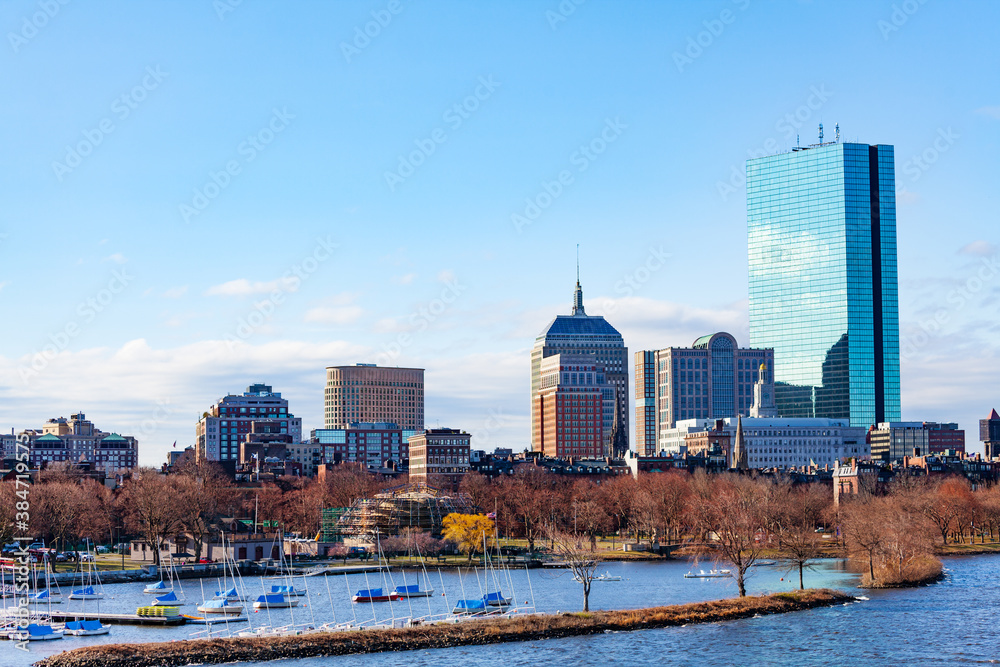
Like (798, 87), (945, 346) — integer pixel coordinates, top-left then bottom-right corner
(534, 353), (616, 459)
(531, 278), (628, 456)
(196, 384), (301, 463)
(324, 364), (424, 431)
(747, 133), (901, 428)
(633, 332), (774, 455)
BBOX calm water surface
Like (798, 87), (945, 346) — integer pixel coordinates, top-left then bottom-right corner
(5, 555), (998, 666)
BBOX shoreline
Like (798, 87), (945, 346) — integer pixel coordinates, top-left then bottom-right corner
(34, 589), (855, 667)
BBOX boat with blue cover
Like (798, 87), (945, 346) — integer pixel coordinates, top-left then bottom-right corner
(63, 619), (109, 636)
(352, 587), (399, 603)
(7, 623), (63, 641)
(151, 590), (188, 606)
(392, 583), (434, 598)
(68, 585), (104, 601)
(213, 585), (243, 602)
(270, 584), (306, 597)
(144, 580), (168, 594)
(452, 599), (488, 614)
(29, 589), (62, 604)
(197, 598), (244, 614)
(483, 591), (511, 607)
(253, 593), (300, 609)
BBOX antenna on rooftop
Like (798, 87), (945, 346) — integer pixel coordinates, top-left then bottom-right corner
(796, 134), (800, 148)
(818, 123), (824, 144)
(835, 123), (840, 143)
(576, 243), (580, 283)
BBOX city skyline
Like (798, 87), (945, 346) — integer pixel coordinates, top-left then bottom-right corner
(1, 2), (998, 466)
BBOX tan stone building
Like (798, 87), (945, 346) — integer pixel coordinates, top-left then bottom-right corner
(324, 364), (424, 431)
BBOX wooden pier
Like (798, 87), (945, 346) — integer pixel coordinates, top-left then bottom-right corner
(42, 611), (187, 626)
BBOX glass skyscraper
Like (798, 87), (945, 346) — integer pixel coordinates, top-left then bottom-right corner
(747, 140), (901, 428)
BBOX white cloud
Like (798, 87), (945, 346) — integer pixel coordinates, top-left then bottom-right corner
(102, 253), (128, 264)
(162, 286), (189, 299)
(394, 273), (417, 285)
(958, 240), (998, 257)
(0, 338), (367, 467)
(206, 278), (297, 297)
(0, 282), (7, 292)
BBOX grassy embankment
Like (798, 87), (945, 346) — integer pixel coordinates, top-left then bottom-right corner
(34, 589), (854, 667)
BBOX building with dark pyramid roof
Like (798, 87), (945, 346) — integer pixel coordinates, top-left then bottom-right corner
(531, 273), (628, 457)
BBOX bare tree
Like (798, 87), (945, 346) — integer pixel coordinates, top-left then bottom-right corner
(700, 475), (771, 597)
(119, 469), (182, 566)
(548, 528), (603, 611)
(841, 498), (886, 582)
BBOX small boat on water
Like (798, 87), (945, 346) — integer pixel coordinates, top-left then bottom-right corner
(483, 591), (511, 607)
(144, 580), (168, 594)
(151, 591), (188, 606)
(28, 589), (62, 604)
(7, 623), (64, 641)
(63, 620), (109, 636)
(68, 585), (104, 601)
(213, 586), (243, 602)
(270, 584), (306, 597)
(392, 584), (434, 598)
(197, 598), (244, 614)
(684, 569), (732, 579)
(574, 571), (622, 582)
(253, 593), (300, 609)
(352, 588), (399, 603)
(452, 598), (488, 614)
(752, 560), (777, 567)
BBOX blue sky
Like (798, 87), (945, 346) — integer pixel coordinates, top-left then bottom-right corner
(1, 0), (997, 465)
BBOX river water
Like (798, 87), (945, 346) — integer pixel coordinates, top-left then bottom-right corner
(4, 555), (998, 666)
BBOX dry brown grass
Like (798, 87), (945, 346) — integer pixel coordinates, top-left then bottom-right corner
(35, 590), (853, 667)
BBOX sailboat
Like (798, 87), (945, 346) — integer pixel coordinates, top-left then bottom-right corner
(69, 541), (105, 600)
(7, 623), (63, 641)
(196, 598), (244, 614)
(151, 590), (188, 606)
(63, 619), (109, 636)
(28, 563), (63, 604)
(253, 593), (300, 609)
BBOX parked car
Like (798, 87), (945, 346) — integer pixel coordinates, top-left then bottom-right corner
(95, 545), (110, 554)
(78, 553), (95, 562)
(196, 558), (214, 564)
(54, 552), (69, 562)
(347, 546), (367, 558)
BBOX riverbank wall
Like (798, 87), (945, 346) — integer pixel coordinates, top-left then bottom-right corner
(34, 589), (855, 667)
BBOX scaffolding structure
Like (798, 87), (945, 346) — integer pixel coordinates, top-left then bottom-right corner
(329, 484), (475, 540)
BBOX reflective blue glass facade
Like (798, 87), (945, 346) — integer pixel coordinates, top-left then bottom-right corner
(747, 142), (900, 428)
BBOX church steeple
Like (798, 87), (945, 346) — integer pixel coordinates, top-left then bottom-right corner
(572, 244), (586, 316)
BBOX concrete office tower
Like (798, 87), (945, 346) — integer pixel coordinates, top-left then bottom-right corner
(634, 332), (774, 455)
(532, 277), (628, 457)
(324, 363), (424, 431)
(747, 134), (901, 427)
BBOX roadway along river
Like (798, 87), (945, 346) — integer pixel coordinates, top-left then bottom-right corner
(6, 554), (999, 666)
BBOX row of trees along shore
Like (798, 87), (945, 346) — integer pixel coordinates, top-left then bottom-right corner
(4, 462), (999, 598)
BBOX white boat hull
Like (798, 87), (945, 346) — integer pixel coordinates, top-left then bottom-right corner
(253, 600), (300, 609)
(68, 594), (104, 601)
(64, 627), (110, 636)
(197, 605), (244, 614)
(7, 631), (64, 641)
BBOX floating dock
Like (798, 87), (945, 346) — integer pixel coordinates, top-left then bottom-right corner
(42, 611), (187, 626)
